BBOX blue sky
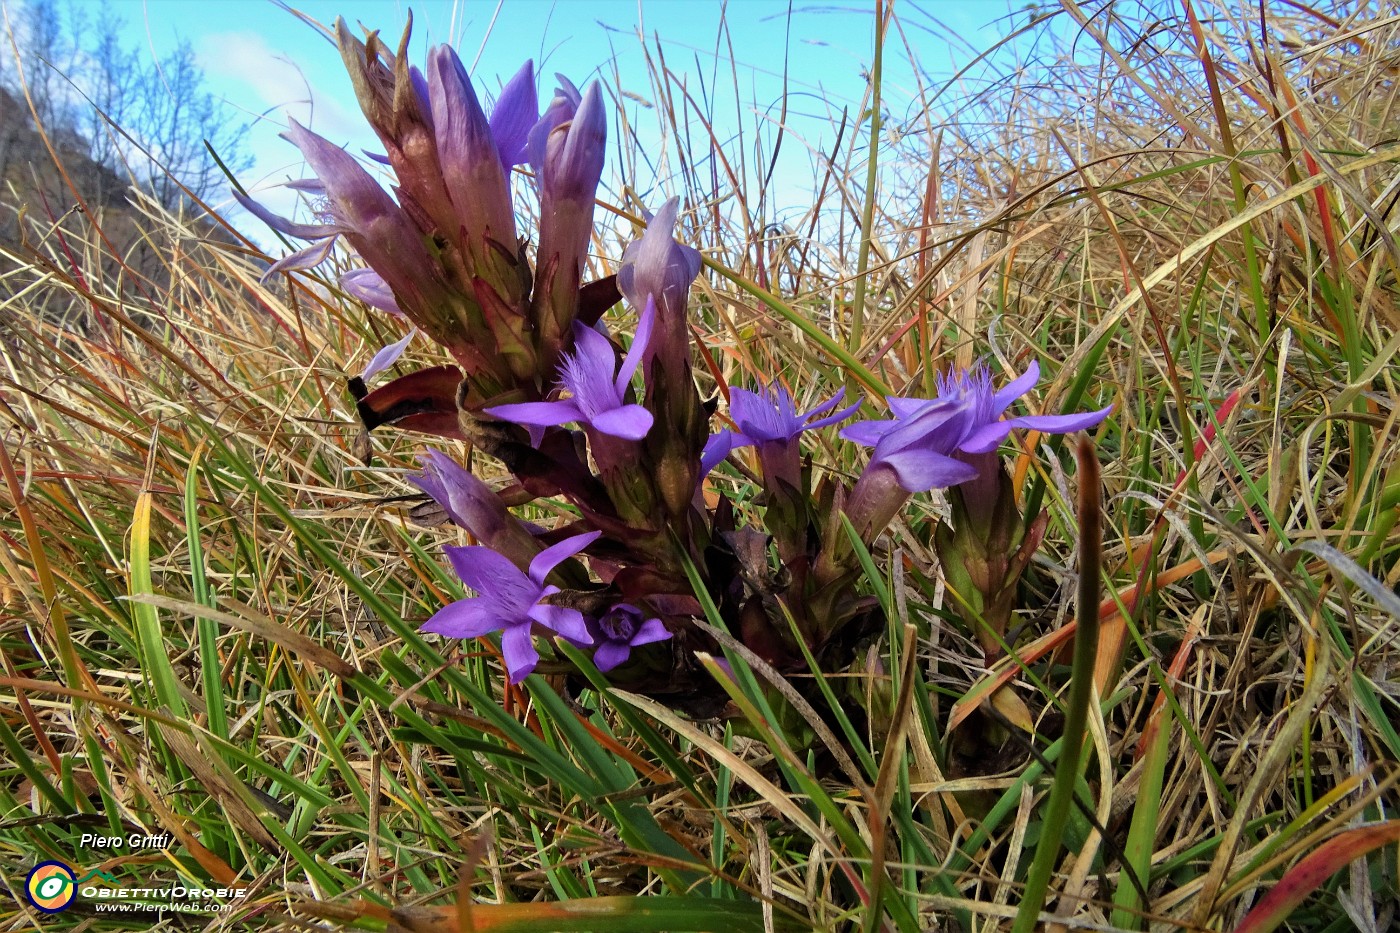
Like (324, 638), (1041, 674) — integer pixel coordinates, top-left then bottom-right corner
(99, 1), (1031, 233)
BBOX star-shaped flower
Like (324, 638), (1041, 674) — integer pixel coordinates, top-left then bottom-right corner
(423, 531), (599, 682)
(485, 298), (656, 441)
(588, 604), (672, 672)
(842, 361), (1113, 493)
(701, 386), (860, 476)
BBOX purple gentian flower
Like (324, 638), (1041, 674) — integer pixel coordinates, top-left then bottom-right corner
(587, 603), (672, 672)
(834, 360), (1112, 541)
(485, 297), (656, 441)
(428, 45), (518, 255)
(613, 197), (706, 516)
(277, 118), (448, 324)
(701, 386), (860, 476)
(617, 198), (703, 380)
(842, 361), (1113, 493)
(530, 77), (607, 360)
(617, 198), (702, 320)
(537, 79), (605, 203)
(423, 531), (600, 682)
(527, 75), (583, 177)
(407, 449), (542, 566)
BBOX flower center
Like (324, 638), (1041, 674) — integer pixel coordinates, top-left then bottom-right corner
(599, 608), (638, 641)
(557, 343), (620, 419)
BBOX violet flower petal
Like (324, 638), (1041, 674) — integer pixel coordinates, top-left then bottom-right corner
(725, 385), (859, 446)
(281, 120), (396, 227)
(846, 360), (1112, 499)
(500, 624), (541, 681)
(802, 388), (847, 421)
(727, 388), (782, 441)
(592, 641), (631, 672)
(428, 45), (517, 249)
(261, 236), (339, 280)
(527, 530), (602, 586)
(527, 74), (582, 176)
(421, 598), (499, 638)
(992, 360), (1040, 416)
(873, 396), (962, 454)
(630, 617), (673, 646)
(590, 405), (653, 440)
(530, 604), (592, 643)
(490, 60), (538, 167)
(839, 420), (898, 447)
(1003, 406), (1115, 435)
(445, 545), (534, 608)
(340, 269), (403, 317)
(568, 323), (622, 402)
(957, 421), (1014, 455)
(407, 451), (542, 565)
(542, 79), (606, 203)
(615, 296), (657, 393)
(360, 328), (416, 383)
(281, 119), (447, 323)
(885, 397), (928, 419)
(879, 449), (980, 492)
(484, 399), (586, 428)
(700, 431), (739, 476)
(805, 398), (864, 433)
(410, 65), (433, 129)
(617, 197), (702, 318)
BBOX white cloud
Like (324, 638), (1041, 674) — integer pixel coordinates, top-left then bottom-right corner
(194, 30), (365, 141)
(193, 30), (384, 248)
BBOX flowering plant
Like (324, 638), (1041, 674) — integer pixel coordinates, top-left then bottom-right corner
(239, 17), (1111, 718)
